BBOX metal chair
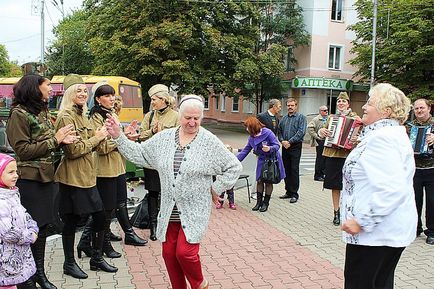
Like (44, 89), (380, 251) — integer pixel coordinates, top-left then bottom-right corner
(238, 174), (251, 203)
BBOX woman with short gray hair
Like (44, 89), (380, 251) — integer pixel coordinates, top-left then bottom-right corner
(105, 94), (242, 289)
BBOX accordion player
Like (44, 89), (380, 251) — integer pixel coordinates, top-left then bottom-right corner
(408, 124), (434, 155)
(324, 115), (363, 150)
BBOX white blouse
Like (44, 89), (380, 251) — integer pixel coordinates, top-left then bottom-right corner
(341, 119), (417, 247)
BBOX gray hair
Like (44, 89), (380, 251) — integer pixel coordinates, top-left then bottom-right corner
(178, 94), (204, 119)
(369, 83), (411, 124)
(268, 99), (281, 109)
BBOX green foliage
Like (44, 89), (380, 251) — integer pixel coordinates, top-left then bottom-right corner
(349, 0), (434, 101)
(0, 45), (21, 77)
(45, 10), (94, 77)
(47, 0), (309, 112)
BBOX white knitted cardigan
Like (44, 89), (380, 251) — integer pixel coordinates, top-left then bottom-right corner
(114, 127), (242, 243)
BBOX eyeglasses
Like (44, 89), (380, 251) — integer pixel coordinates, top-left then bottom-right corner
(321, 109), (328, 112)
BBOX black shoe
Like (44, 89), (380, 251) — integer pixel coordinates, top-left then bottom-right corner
(314, 177), (325, 181)
(289, 197), (298, 203)
(426, 236), (434, 245)
(109, 231), (122, 242)
(279, 194), (291, 199)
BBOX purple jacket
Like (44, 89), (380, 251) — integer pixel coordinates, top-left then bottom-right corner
(237, 128), (286, 181)
(0, 187), (38, 286)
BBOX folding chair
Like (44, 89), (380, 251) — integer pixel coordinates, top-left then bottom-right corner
(238, 174), (251, 203)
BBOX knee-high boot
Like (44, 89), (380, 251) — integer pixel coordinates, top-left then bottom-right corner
(89, 231), (118, 273)
(31, 231), (57, 289)
(62, 235), (88, 279)
(76, 217), (93, 258)
(116, 202), (147, 246)
(259, 195), (271, 212)
(147, 194), (159, 241)
(103, 210), (122, 258)
(252, 192), (263, 211)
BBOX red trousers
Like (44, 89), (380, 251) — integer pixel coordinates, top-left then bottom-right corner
(162, 222), (204, 289)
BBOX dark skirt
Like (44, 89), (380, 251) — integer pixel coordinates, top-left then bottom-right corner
(16, 179), (59, 228)
(323, 157), (346, 190)
(96, 174), (128, 210)
(58, 183), (104, 216)
(143, 168), (161, 192)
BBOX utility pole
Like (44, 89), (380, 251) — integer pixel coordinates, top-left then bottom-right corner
(53, 0), (65, 74)
(41, 0), (45, 66)
(370, 0), (378, 87)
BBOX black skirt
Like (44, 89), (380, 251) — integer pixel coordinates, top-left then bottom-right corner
(143, 168), (161, 192)
(58, 183), (104, 216)
(16, 179), (59, 228)
(323, 157), (346, 190)
(96, 174), (128, 210)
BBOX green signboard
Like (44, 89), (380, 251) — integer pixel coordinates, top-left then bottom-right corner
(291, 77), (353, 91)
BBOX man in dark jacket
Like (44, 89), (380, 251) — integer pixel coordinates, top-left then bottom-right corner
(257, 99), (282, 135)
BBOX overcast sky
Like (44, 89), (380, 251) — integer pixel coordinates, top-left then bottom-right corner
(0, 0), (83, 64)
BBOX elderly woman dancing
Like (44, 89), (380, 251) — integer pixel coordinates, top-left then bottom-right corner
(341, 83), (417, 289)
(105, 94), (242, 289)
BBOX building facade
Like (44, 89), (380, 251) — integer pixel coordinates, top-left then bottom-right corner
(203, 0), (368, 124)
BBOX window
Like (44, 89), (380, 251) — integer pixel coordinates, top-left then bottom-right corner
(331, 0), (344, 21)
(204, 97), (209, 110)
(328, 45), (342, 70)
(232, 97), (239, 112)
(243, 99), (254, 114)
(221, 95), (226, 111)
(283, 47), (294, 72)
(215, 96), (219, 110)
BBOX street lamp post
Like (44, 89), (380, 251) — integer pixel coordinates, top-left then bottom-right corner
(370, 0), (378, 87)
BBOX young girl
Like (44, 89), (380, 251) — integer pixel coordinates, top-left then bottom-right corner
(0, 154), (39, 289)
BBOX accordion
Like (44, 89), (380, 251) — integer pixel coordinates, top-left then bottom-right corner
(409, 124), (433, 155)
(324, 116), (363, 150)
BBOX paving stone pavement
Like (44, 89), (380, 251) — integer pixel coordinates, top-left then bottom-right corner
(44, 170), (434, 289)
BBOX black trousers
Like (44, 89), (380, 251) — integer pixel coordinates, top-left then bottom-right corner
(413, 167), (434, 237)
(344, 244), (405, 289)
(314, 139), (326, 179)
(282, 143), (302, 199)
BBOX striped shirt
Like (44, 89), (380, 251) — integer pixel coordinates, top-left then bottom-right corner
(169, 128), (197, 222)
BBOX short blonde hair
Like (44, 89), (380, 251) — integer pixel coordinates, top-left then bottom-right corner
(58, 83), (89, 115)
(369, 83), (411, 124)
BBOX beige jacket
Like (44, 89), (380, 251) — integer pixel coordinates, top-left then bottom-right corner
(90, 112), (126, 177)
(54, 106), (102, 188)
(139, 107), (179, 141)
(307, 114), (326, 147)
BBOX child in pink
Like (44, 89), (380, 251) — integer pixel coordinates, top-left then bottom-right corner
(0, 154), (39, 289)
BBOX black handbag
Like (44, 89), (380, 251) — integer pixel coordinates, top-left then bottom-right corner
(129, 196), (150, 229)
(260, 151), (281, 184)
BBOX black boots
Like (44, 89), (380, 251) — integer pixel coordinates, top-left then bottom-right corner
(147, 194), (159, 241)
(103, 211), (122, 258)
(62, 235), (88, 279)
(77, 218), (93, 258)
(89, 231), (118, 273)
(116, 202), (148, 246)
(31, 234), (57, 289)
(333, 209), (340, 226)
(252, 192), (263, 211)
(259, 195), (271, 212)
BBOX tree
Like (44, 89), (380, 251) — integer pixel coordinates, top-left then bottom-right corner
(45, 9), (94, 77)
(349, 0), (434, 100)
(80, 0), (308, 111)
(0, 44), (22, 77)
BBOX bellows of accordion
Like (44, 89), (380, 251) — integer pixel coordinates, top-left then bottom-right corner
(324, 116), (363, 150)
